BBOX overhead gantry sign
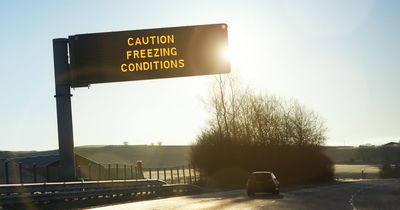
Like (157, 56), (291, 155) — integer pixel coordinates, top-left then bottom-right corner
(68, 23), (230, 87)
(53, 23), (230, 181)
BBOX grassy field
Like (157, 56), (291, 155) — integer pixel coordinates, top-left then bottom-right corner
(1, 146), (384, 182)
(75, 145), (191, 168)
(334, 164), (380, 179)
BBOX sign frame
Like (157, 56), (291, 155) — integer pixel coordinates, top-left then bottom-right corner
(68, 23), (230, 87)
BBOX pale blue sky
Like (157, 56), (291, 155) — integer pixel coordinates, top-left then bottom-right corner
(0, 0), (399, 151)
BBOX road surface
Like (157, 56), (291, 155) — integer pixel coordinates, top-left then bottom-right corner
(89, 179), (400, 210)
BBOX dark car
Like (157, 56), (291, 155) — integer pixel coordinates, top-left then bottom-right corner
(246, 171), (280, 196)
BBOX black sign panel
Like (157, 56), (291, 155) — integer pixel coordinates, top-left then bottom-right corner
(68, 23), (230, 87)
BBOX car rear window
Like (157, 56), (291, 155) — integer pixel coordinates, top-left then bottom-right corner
(252, 173), (272, 181)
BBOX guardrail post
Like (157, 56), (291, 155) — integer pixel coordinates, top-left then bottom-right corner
(170, 168), (173, 184)
(183, 166), (186, 184)
(135, 167), (138, 180)
(5, 161), (9, 184)
(33, 164), (37, 183)
(124, 164), (127, 181)
(157, 168), (159, 180)
(176, 167), (180, 183)
(108, 164), (111, 180)
(164, 168), (166, 181)
(188, 165), (192, 184)
(116, 164), (119, 180)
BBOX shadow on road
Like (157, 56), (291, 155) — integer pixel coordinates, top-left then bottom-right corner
(249, 193), (284, 200)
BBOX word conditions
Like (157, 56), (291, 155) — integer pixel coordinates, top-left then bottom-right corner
(120, 35), (185, 72)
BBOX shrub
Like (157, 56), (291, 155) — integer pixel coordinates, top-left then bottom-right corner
(192, 75), (334, 187)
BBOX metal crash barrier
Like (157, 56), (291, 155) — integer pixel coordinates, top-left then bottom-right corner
(0, 179), (202, 208)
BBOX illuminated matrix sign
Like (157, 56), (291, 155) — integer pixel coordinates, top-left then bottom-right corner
(68, 23), (230, 87)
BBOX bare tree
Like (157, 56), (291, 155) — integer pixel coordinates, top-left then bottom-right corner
(285, 101), (327, 146)
(202, 75), (326, 146)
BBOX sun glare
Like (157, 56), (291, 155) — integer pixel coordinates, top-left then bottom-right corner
(220, 45), (231, 61)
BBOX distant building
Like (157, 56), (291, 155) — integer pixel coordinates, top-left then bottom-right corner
(0, 153), (101, 184)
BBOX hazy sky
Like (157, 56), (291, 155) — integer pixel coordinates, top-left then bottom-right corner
(0, 0), (399, 151)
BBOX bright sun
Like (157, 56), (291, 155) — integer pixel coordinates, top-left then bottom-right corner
(220, 45), (231, 62)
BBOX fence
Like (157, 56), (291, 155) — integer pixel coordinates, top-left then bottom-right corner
(0, 161), (201, 185)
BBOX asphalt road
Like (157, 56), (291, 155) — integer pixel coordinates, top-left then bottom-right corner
(88, 179), (400, 210)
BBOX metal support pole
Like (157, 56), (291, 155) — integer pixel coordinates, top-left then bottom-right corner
(116, 164), (119, 180)
(53, 38), (76, 181)
(46, 166), (50, 182)
(199, 168), (202, 183)
(149, 168), (152, 179)
(19, 163), (23, 184)
(33, 164), (37, 183)
(176, 167), (180, 183)
(124, 164), (127, 181)
(194, 166), (197, 183)
(108, 164), (111, 180)
(88, 164), (92, 180)
(5, 161), (9, 184)
(98, 164), (102, 180)
(188, 165), (192, 184)
(183, 166), (186, 184)
(77, 165), (81, 179)
(170, 168), (173, 184)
